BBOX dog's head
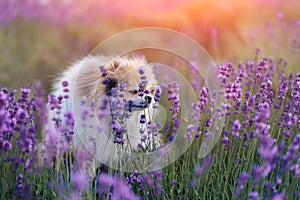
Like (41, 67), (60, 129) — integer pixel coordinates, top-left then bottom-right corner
(99, 57), (157, 112)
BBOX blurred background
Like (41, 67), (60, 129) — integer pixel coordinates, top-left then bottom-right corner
(0, 0), (299, 92)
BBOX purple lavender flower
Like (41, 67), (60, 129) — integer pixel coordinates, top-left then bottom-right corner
(154, 86), (161, 102)
(191, 87), (209, 123)
(223, 102), (232, 116)
(64, 111), (74, 127)
(272, 192), (285, 200)
(140, 114), (146, 124)
(250, 136), (278, 182)
(167, 82), (180, 120)
(195, 125), (201, 138)
(138, 120), (162, 149)
(127, 171), (145, 190)
(137, 67), (147, 96)
(171, 118), (181, 136)
(138, 67), (145, 75)
(205, 118), (212, 127)
(171, 179), (176, 186)
(62, 81), (70, 99)
(221, 136), (230, 146)
(71, 171), (90, 193)
(195, 154), (213, 176)
(277, 73), (288, 102)
(48, 94), (59, 111)
(218, 63), (233, 85)
(106, 83), (130, 145)
(153, 86), (161, 109)
(254, 102), (271, 136)
(102, 79), (111, 85)
(249, 191), (260, 200)
(16, 174), (23, 197)
(62, 81), (69, 87)
(235, 172), (249, 195)
(185, 124), (194, 140)
(281, 134), (300, 172)
(99, 65), (107, 77)
(0, 90), (8, 107)
(258, 135), (278, 162)
(280, 112), (298, 129)
(141, 170), (164, 196)
(2, 140), (12, 151)
(232, 119), (241, 137)
(98, 173), (139, 200)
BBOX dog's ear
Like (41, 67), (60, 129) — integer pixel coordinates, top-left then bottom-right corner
(107, 59), (120, 72)
(113, 60), (120, 69)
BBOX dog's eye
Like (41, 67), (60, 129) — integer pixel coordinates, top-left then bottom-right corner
(103, 78), (117, 95)
(128, 90), (138, 94)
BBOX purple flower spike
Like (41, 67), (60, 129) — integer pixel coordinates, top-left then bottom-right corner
(140, 114), (146, 124)
(62, 81), (69, 87)
(232, 119), (241, 137)
(249, 191), (260, 200)
(154, 86), (161, 102)
(195, 154), (213, 176)
(272, 192), (285, 200)
(184, 124), (194, 140)
(167, 82), (180, 120)
(71, 171), (90, 193)
(222, 136), (230, 146)
(98, 173), (139, 200)
(138, 67), (145, 75)
(2, 140), (12, 151)
(235, 172), (250, 195)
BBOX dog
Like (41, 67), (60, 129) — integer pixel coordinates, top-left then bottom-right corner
(48, 54), (162, 168)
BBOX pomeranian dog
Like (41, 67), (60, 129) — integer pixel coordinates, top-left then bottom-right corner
(48, 55), (161, 166)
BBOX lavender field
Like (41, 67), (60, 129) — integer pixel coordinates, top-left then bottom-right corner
(1, 1), (300, 199)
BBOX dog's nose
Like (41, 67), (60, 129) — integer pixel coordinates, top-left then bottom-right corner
(145, 96), (152, 104)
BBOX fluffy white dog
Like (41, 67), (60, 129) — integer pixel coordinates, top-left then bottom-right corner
(48, 55), (161, 167)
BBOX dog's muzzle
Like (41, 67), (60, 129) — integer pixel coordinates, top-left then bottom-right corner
(126, 96), (152, 112)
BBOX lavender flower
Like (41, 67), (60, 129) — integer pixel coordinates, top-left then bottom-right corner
(184, 124), (194, 140)
(71, 171), (90, 193)
(254, 102), (271, 136)
(235, 172), (250, 195)
(249, 191), (260, 200)
(142, 170), (164, 196)
(191, 87), (209, 123)
(99, 65), (107, 77)
(153, 86), (161, 109)
(218, 63), (233, 85)
(232, 119), (241, 138)
(16, 174), (23, 197)
(140, 114), (146, 124)
(171, 118), (181, 137)
(171, 179), (176, 186)
(154, 86), (161, 102)
(167, 82), (180, 120)
(272, 192), (285, 200)
(62, 81), (70, 99)
(281, 134), (300, 172)
(195, 154), (213, 176)
(98, 173), (139, 200)
(137, 67), (147, 96)
(108, 83), (129, 145)
(127, 171), (145, 190)
(222, 135), (230, 146)
(2, 140), (12, 151)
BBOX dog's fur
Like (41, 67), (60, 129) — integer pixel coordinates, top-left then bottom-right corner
(49, 55), (158, 165)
